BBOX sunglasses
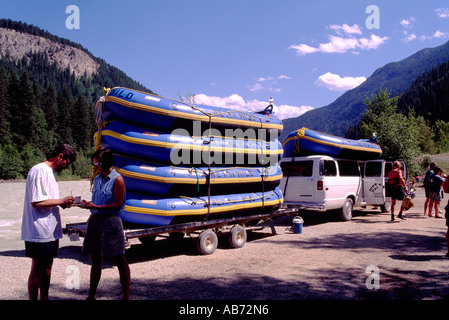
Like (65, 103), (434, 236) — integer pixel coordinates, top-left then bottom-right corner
(92, 161), (103, 167)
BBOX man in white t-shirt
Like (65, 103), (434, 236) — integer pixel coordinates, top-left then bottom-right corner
(21, 144), (77, 300)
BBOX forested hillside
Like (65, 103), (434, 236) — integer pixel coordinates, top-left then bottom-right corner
(397, 59), (449, 124)
(0, 19), (154, 179)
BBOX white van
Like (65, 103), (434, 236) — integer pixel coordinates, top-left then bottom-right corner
(279, 155), (403, 221)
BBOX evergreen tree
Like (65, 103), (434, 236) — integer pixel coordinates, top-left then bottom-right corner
(11, 72), (36, 148)
(41, 83), (59, 133)
(72, 95), (92, 150)
(56, 86), (74, 144)
(0, 67), (11, 144)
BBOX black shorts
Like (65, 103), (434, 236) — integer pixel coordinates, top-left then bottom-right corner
(391, 186), (406, 201)
(25, 240), (59, 262)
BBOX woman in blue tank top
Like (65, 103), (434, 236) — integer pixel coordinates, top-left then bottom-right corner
(81, 148), (130, 300)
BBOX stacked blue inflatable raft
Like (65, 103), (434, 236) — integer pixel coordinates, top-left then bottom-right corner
(94, 87), (284, 227)
(282, 127), (382, 160)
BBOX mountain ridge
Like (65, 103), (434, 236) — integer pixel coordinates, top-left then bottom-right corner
(281, 40), (449, 141)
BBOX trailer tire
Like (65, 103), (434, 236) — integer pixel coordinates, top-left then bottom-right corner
(197, 229), (218, 255)
(139, 235), (156, 245)
(228, 225), (247, 249)
(339, 198), (353, 221)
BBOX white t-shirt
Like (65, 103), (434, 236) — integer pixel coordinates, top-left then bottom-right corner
(21, 162), (63, 242)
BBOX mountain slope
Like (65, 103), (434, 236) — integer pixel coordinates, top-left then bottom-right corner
(0, 19), (152, 100)
(281, 40), (449, 141)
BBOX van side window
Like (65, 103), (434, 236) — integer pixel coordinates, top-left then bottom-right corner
(337, 160), (360, 177)
(366, 162), (382, 177)
(280, 160), (313, 177)
(319, 160), (337, 176)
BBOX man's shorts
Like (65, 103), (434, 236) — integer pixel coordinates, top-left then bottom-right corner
(429, 191), (441, 202)
(25, 240), (59, 262)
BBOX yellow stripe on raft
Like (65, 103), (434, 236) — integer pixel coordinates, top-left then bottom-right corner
(106, 96), (283, 131)
(102, 130), (283, 155)
(123, 198), (283, 217)
(116, 168), (283, 185)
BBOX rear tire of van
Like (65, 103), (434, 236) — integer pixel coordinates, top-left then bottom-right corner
(339, 198), (353, 221)
(380, 200), (392, 213)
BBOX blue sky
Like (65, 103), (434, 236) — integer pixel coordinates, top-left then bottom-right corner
(1, 1), (448, 119)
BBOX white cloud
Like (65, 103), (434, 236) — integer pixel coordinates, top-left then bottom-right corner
(193, 93), (312, 120)
(248, 83), (263, 91)
(315, 72), (366, 92)
(403, 33), (417, 43)
(248, 74), (291, 93)
(289, 25), (389, 56)
(277, 104), (314, 120)
(319, 35), (359, 53)
(358, 34), (389, 50)
(420, 30), (449, 40)
(289, 43), (319, 55)
(400, 17), (416, 29)
(436, 8), (449, 18)
(329, 24), (362, 35)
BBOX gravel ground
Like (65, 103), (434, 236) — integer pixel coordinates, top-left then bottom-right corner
(1, 187), (448, 307)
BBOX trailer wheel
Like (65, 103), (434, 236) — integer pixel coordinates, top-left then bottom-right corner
(197, 229), (218, 255)
(228, 225), (247, 249)
(139, 235), (156, 245)
(339, 198), (353, 221)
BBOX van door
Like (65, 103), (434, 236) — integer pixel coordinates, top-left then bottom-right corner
(364, 160), (386, 205)
(280, 158), (315, 204)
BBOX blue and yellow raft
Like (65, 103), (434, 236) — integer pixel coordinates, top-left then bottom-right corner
(282, 127), (382, 160)
(100, 87), (283, 137)
(121, 187), (284, 227)
(114, 154), (283, 196)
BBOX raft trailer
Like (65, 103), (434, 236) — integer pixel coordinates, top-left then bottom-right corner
(64, 206), (298, 255)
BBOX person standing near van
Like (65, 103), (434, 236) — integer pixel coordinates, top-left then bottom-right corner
(81, 148), (130, 300)
(424, 162), (436, 216)
(428, 166), (444, 218)
(388, 161), (408, 221)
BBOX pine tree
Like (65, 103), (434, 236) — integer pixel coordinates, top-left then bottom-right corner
(56, 86), (74, 144)
(11, 72), (36, 148)
(42, 83), (59, 133)
(72, 95), (92, 150)
(0, 67), (11, 144)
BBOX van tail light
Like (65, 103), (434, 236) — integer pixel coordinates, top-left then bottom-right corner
(317, 180), (323, 190)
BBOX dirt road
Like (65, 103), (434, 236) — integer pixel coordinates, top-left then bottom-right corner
(1, 187), (448, 305)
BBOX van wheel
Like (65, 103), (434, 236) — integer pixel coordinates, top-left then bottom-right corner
(339, 198), (353, 221)
(380, 201), (391, 213)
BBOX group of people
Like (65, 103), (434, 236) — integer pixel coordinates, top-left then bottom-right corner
(20, 144), (449, 299)
(21, 144), (130, 300)
(423, 162), (446, 218)
(388, 160), (449, 258)
(387, 160), (447, 220)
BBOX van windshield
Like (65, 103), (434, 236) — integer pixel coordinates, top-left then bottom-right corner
(280, 160), (313, 177)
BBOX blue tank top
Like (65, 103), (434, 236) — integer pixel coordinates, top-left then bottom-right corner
(91, 169), (124, 215)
